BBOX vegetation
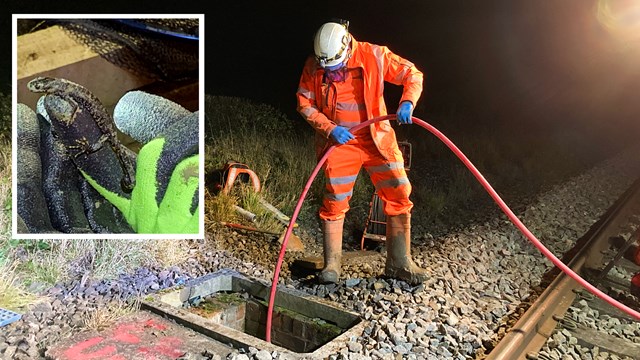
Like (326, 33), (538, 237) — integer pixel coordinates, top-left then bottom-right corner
(0, 92), (9, 141)
(205, 95), (320, 212)
(2, 239), (191, 286)
(82, 298), (140, 331)
(0, 261), (41, 311)
(0, 137), (10, 244)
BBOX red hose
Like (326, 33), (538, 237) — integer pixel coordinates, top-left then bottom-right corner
(266, 115), (640, 343)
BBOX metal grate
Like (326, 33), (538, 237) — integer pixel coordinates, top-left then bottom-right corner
(0, 308), (21, 327)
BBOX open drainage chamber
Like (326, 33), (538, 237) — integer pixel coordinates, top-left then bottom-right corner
(140, 269), (364, 358)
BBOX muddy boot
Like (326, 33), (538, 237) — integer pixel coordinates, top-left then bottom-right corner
(319, 218), (344, 284)
(384, 213), (429, 285)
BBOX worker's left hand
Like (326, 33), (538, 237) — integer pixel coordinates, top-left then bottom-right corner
(19, 77), (199, 234)
(396, 101), (414, 124)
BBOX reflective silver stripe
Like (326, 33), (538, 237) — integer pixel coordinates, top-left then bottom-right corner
(336, 102), (366, 111)
(327, 174), (358, 186)
(390, 65), (410, 83)
(372, 45), (385, 91)
(297, 86), (315, 100)
(325, 190), (353, 202)
(335, 121), (360, 129)
(367, 162), (405, 174)
(375, 177), (410, 189)
(406, 73), (421, 84)
(301, 106), (318, 118)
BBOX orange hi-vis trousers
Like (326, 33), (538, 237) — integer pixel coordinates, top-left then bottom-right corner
(320, 132), (413, 221)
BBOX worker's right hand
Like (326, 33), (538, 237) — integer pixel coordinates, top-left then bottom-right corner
(329, 126), (355, 145)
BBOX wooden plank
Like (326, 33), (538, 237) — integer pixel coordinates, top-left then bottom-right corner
(584, 287), (639, 322)
(293, 251), (382, 270)
(17, 25), (96, 79)
(569, 325), (640, 359)
(17, 25), (154, 111)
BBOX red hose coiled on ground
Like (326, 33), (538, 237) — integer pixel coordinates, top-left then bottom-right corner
(266, 115), (640, 343)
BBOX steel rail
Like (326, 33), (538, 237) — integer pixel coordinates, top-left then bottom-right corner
(486, 177), (640, 359)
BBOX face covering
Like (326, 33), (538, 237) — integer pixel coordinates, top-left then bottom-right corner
(324, 62), (347, 83)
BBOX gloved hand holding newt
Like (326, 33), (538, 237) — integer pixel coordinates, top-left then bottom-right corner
(17, 77), (199, 234)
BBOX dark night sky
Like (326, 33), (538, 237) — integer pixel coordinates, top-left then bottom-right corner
(3, 1), (640, 140)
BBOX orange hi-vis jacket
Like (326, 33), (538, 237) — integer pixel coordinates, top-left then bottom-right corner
(296, 36), (424, 159)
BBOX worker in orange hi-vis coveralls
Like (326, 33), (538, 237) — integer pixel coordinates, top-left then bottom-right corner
(296, 20), (428, 285)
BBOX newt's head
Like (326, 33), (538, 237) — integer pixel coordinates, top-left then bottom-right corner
(27, 77), (56, 93)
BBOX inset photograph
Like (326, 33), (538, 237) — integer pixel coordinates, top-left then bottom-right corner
(13, 15), (203, 238)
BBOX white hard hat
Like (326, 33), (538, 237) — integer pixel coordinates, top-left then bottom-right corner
(314, 21), (350, 68)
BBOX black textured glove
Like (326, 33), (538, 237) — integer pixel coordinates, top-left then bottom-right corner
(16, 101), (133, 233)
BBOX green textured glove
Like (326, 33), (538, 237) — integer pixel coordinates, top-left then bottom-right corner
(21, 77), (199, 234)
(108, 90), (200, 234)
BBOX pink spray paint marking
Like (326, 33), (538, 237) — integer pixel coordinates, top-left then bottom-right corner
(60, 317), (185, 360)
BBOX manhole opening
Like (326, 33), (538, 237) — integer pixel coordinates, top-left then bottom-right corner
(184, 290), (343, 353)
(142, 270), (362, 356)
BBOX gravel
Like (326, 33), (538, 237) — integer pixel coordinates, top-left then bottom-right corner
(2, 145), (640, 360)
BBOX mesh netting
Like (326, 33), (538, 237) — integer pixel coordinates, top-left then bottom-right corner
(56, 18), (199, 82)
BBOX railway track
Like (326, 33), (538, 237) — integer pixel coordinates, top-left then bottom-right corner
(5, 146), (640, 359)
(487, 178), (640, 360)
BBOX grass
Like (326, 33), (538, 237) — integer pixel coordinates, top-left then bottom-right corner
(26, 239), (190, 282)
(82, 298), (140, 332)
(0, 238), (193, 318)
(0, 137), (10, 243)
(205, 95), (321, 212)
(0, 261), (42, 311)
(17, 257), (61, 289)
(204, 186), (238, 223)
(205, 95), (322, 232)
(0, 92), (10, 139)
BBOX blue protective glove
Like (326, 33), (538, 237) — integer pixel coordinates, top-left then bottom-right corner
(330, 126), (355, 144)
(396, 101), (414, 124)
